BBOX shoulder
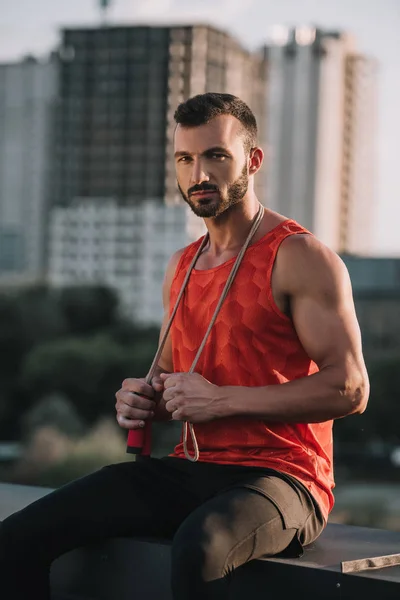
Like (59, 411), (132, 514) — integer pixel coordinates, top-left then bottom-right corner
(165, 236), (204, 278)
(162, 236), (205, 297)
(163, 247), (187, 288)
(166, 246), (187, 275)
(276, 233), (352, 301)
(161, 247), (186, 308)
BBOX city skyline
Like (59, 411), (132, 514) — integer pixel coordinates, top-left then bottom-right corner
(46, 23), (267, 323)
(1, 0), (399, 256)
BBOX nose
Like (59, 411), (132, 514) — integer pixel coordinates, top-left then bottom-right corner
(190, 158), (210, 186)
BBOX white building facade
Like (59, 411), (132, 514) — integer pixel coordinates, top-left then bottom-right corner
(266, 27), (377, 255)
(48, 199), (188, 325)
(339, 55), (378, 255)
(0, 56), (57, 280)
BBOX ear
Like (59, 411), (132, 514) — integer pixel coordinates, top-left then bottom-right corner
(248, 147), (264, 175)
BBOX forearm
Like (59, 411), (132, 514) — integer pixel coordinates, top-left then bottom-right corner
(215, 366), (368, 423)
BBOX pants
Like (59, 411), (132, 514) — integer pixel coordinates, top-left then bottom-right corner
(0, 456), (325, 599)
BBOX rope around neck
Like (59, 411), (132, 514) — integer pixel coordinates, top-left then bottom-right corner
(145, 204), (265, 461)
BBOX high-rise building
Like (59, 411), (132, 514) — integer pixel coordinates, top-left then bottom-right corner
(0, 55), (57, 281)
(340, 55), (378, 254)
(265, 26), (377, 255)
(48, 24), (267, 323)
(53, 25), (266, 211)
(53, 26), (170, 208)
(164, 26), (267, 239)
(48, 198), (186, 323)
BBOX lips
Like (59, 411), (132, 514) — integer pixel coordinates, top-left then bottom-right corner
(191, 190), (218, 197)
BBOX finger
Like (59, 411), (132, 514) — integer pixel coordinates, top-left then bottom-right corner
(116, 401), (154, 426)
(121, 378), (154, 398)
(159, 373), (171, 388)
(163, 387), (180, 402)
(116, 390), (156, 411)
(160, 373), (183, 389)
(116, 403), (154, 422)
(151, 376), (165, 393)
(169, 406), (184, 421)
(159, 372), (182, 384)
(165, 399), (174, 413)
(171, 410), (183, 421)
(165, 398), (183, 414)
(116, 414), (148, 430)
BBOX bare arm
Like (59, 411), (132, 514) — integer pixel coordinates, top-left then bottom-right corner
(168, 234), (369, 425)
(216, 235), (369, 422)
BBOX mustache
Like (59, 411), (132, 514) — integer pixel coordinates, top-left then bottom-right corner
(188, 183), (219, 196)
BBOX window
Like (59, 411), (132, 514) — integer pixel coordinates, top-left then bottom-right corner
(0, 228), (24, 271)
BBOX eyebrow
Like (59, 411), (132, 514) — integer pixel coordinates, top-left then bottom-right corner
(174, 146), (232, 159)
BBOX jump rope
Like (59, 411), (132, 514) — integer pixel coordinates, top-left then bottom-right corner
(126, 203), (265, 461)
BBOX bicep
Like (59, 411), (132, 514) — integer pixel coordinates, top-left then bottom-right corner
(292, 284), (362, 372)
(288, 245), (364, 372)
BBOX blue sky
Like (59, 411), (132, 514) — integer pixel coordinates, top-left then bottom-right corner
(1, 0), (399, 255)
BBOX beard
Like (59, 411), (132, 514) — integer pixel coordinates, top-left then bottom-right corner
(177, 163), (249, 218)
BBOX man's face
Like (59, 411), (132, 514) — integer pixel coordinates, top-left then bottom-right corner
(174, 115), (250, 218)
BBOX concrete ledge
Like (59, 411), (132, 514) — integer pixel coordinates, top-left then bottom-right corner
(1, 483), (400, 599)
(50, 524), (400, 599)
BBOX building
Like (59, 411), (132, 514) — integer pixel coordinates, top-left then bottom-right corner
(52, 24), (267, 226)
(53, 26), (171, 209)
(340, 55), (378, 254)
(265, 26), (378, 255)
(0, 55), (58, 281)
(48, 24), (267, 322)
(48, 198), (186, 324)
(342, 255), (400, 360)
(164, 26), (267, 238)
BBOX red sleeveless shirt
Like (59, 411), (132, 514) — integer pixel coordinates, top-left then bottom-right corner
(169, 219), (334, 520)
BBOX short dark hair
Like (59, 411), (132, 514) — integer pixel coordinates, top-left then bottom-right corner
(174, 93), (258, 153)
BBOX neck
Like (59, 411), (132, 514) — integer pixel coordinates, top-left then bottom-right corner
(202, 196), (263, 256)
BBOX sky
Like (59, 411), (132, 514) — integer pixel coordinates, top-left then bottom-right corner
(1, 0), (399, 256)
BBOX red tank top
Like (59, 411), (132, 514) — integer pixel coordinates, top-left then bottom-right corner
(169, 219), (334, 520)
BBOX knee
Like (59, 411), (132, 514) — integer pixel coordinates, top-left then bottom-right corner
(171, 512), (235, 585)
(171, 520), (229, 599)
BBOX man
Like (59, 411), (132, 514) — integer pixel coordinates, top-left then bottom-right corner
(0, 93), (369, 599)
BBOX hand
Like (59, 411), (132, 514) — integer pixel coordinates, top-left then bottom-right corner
(160, 372), (220, 423)
(115, 376), (164, 430)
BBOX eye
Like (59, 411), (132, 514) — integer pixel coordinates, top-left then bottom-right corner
(177, 156), (192, 163)
(210, 153), (226, 160)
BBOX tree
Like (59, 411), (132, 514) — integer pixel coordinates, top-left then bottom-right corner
(0, 282), (161, 439)
(57, 285), (120, 336)
(19, 332), (159, 424)
(21, 393), (85, 442)
(15, 284), (68, 345)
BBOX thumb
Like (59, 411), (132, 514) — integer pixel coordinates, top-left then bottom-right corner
(151, 375), (165, 392)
